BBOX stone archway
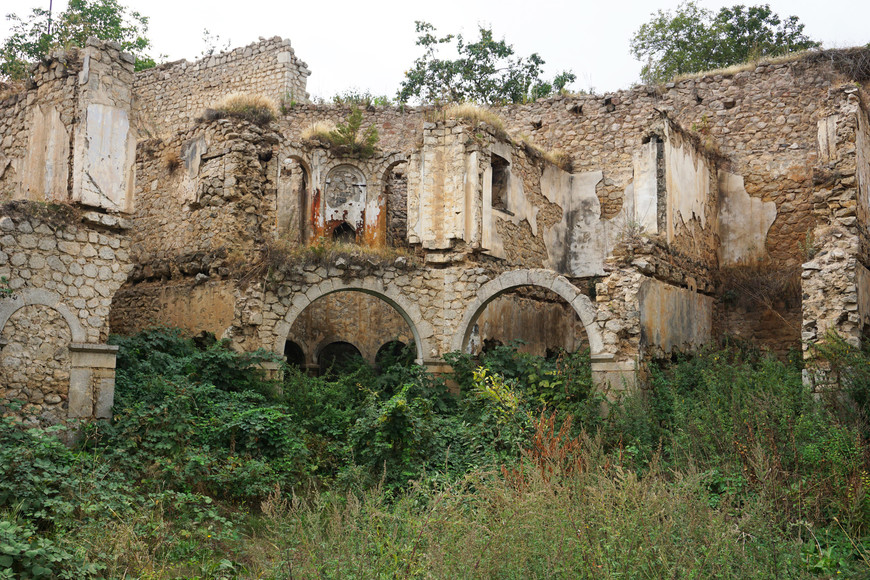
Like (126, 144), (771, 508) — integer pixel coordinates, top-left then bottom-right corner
(273, 278), (434, 365)
(0, 288), (86, 342)
(451, 269), (606, 358)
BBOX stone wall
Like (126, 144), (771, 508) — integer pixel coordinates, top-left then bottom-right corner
(498, 54), (862, 266)
(131, 119), (278, 270)
(133, 37), (310, 136)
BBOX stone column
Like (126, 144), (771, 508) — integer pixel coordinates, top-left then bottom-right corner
(68, 343), (118, 420)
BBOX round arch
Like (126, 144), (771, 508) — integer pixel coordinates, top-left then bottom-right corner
(272, 278), (434, 365)
(450, 269), (604, 357)
(0, 288), (86, 343)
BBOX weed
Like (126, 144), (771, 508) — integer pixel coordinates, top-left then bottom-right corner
(202, 93), (278, 126)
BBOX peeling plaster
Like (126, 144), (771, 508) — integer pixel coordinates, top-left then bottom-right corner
(717, 171), (777, 265)
(665, 132), (709, 242)
(21, 104), (70, 202)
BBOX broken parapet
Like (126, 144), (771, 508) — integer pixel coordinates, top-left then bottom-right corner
(0, 40), (136, 427)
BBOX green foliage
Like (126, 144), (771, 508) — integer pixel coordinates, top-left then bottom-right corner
(397, 21), (575, 105)
(332, 88), (393, 107)
(1, 0), (156, 80)
(327, 106), (379, 157)
(6, 326), (870, 576)
(631, 2), (820, 84)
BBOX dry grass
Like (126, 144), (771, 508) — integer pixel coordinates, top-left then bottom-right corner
(717, 259), (801, 325)
(516, 134), (573, 172)
(237, 237), (417, 282)
(162, 147), (181, 173)
(444, 103), (509, 140)
(202, 92), (278, 126)
(0, 80), (25, 102)
(300, 120), (337, 142)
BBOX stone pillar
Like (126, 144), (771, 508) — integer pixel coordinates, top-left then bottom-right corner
(68, 343), (118, 420)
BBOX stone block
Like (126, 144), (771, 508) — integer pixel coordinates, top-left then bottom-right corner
(69, 343), (119, 369)
(95, 377), (115, 418)
(68, 368), (93, 418)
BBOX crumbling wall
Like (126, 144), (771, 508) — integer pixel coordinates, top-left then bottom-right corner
(130, 119), (278, 271)
(133, 37), (310, 136)
(499, 54), (862, 266)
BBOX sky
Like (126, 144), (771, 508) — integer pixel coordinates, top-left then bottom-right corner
(1, 0), (868, 100)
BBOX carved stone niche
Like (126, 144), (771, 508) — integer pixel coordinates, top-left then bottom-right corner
(324, 164), (366, 236)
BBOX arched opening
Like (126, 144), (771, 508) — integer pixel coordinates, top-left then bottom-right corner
(278, 156), (311, 243)
(275, 279), (433, 366)
(452, 270), (604, 359)
(283, 340), (305, 368)
(286, 288), (419, 375)
(465, 286), (589, 358)
(317, 341), (364, 376)
(332, 222), (357, 244)
(0, 304), (72, 425)
(375, 340), (414, 370)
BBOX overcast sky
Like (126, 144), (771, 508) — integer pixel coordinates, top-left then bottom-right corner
(2, 0), (868, 99)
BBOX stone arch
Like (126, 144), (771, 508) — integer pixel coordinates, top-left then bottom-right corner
(451, 269), (604, 357)
(0, 289), (86, 343)
(273, 278), (434, 365)
(314, 336), (366, 364)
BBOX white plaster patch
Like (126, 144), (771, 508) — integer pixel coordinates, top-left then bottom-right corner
(631, 141), (658, 233)
(73, 103), (135, 212)
(717, 171), (777, 265)
(21, 104), (70, 202)
(542, 166), (618, 277)
(665, 134), (709, 242)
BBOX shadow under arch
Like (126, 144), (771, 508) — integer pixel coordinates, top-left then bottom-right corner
(272, 278), (434, 365)
(0, 288), (86, 342)
(450, 269), (605, 358)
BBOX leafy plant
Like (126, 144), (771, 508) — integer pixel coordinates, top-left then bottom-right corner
(397, 21), (575, 104)
(1, 0), (156, 79)
(631, 1), (820, 84)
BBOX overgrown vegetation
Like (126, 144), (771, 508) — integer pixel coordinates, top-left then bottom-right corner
(236, 237), (418, 281)
(631, 1), (820, 84)
(2, 329), (870, 577)
(202, 93), (278, 126)
(300, 106), (379, 157)
(1, 0), (156, 80)
(397, 21), (575, 105)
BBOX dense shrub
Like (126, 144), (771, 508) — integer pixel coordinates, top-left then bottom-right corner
(2, 327), (870, 576)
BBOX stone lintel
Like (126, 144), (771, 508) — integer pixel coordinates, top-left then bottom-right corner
(69, 342), (119, 369)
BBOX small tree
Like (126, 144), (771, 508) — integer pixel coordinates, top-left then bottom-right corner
(397, 21), (575, 105)
(1, 0), (155, 80)
(631, 2), (820, 84)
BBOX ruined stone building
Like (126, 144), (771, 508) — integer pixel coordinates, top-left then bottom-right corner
(1, 35), (869, 425)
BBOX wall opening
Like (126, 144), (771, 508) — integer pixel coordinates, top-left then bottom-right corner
(332, 222), (356, 244)
(284, 340), (305, 368)
(491, 153), (510, 212)
(318, 341), (363, 375)
(375, 340), (413, 370)
(386, 167), (408, 248)
(287, 290), (416, 372)
(465, 286), (588, 358)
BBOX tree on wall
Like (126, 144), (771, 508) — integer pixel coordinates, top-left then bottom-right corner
(1, 0), (155, 80)
(397, 21), (575, 105)
(630, 2), (820, 84)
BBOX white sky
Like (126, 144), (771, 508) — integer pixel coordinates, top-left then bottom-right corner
(2, 0), (868, 99)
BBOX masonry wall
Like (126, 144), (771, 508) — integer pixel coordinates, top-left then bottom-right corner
(133, 37), (310, 136)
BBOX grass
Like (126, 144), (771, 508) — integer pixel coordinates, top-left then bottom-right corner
(516, 134), (573, 172)
(202, 92), (278, 126)
(444, 103), (510, 141)
(233, 237), (418, 281)
(300, 120), (337, 142)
